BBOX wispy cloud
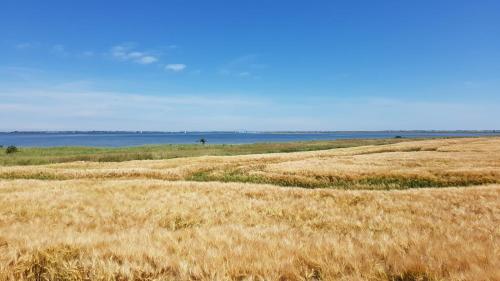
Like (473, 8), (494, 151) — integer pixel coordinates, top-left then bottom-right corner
(0, 66), (45, 80)
(14, 42), (93, 59)
(0, 85), (270, 131)
(1, 81), (499, 131)
(463, 80), (485, 88)
(219, 54), (266, 78)
(51, 44), (69, 56)
(165, 64), (186, 72)
(237, 72), (251, 77)
(15, 42), (40, 50)
(13, 42), (178, 67)
(138, 56), (158, 64)
(110, 44), (159, 65)
(81, 51), (95, 57)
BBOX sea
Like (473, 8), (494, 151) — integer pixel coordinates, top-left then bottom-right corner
(0, 131), (498, 147)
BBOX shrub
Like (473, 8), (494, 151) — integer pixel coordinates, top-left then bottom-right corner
(394, 135), (403, 139)
(6, 145), (18, 154)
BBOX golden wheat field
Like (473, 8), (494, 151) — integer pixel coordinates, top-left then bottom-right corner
(0, 137), (499, 281)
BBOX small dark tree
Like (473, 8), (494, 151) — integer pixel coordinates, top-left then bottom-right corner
(6, 145), (18, 154)
(198, 138), (207, 145)
(394, 135), (403, 139)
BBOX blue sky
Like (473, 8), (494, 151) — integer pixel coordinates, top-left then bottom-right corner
(1, 0), (499, 131)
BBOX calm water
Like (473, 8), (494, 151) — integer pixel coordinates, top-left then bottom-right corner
(0, 132), (498, 147)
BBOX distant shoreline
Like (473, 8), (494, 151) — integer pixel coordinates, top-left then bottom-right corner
(1, 130), (499, 135)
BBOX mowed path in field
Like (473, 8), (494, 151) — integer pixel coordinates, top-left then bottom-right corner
(0, 137), (499, 280)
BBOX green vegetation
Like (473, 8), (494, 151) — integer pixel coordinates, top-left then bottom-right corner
(187, 168), (499, 190)
(0, 138), (410, 166)
(5, 145), (18, 154)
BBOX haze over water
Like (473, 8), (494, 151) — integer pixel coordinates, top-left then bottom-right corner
(1, 131), (498, 147)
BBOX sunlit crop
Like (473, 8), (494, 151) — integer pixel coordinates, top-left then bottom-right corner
(0, 137), (499, 280)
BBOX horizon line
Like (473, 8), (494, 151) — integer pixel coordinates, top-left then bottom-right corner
(1, 130), (499, 134)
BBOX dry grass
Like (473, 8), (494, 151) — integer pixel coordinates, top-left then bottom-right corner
(0, 180), (499, 281)
(0, 137), (499, 280)
(1, 137), (499, 189)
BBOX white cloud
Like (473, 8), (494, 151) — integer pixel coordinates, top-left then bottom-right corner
(138, 56), (158, 64)
(165, 64), (186, 72)
(110, 44), (159, 65)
